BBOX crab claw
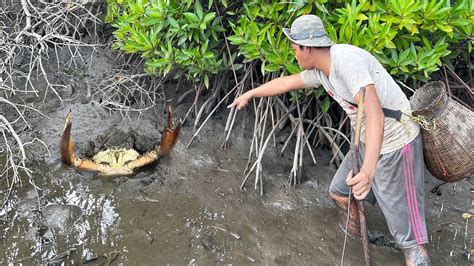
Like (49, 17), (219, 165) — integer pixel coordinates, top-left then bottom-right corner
(60, 111), (101, 172)
(123, 102), (181, 170)
(60, 111), (75, 166)
(158, 102), (181, 157)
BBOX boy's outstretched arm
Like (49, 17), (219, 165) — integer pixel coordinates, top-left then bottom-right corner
(228, 73), (307, 110)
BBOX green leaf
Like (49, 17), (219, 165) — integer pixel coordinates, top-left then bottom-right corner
(177, 35), (187, 46)
(322, 96), (331, 113)
(203, 12), (216, 24)
(168, 16), (179, 28)
(183, 13), (200, 24)
(450, 18), (471, 27)
(264, 63), (282, 72)
(195, 0), (204, 21)
(286, 63), (301, 74)
(227, 35), (243, 45)
(313, 87), (325, 98)
(204, 73), (209, 89)
(357, 13), (368, 21)
(436, 23), (453, 33)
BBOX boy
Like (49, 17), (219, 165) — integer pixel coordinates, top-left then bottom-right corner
(229, 15), (429, 265)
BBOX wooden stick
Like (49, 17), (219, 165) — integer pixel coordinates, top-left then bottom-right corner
(352, 87), (371, 266)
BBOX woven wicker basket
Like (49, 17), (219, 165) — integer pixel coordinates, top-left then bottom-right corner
(410, 81), (473, 182)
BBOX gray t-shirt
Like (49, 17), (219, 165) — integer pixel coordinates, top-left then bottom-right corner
(300, 44), (419, 154)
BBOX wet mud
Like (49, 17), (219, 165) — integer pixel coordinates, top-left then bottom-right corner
(0, 47), (472, 265)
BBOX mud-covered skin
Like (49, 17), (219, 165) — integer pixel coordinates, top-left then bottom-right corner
(60, 104), (181, 176)
(403, 245), (430, 266)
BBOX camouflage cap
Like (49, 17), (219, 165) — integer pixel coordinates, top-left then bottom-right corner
(283, 15), (334, 47)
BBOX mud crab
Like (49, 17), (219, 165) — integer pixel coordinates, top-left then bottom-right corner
(60, 104), (181, 176)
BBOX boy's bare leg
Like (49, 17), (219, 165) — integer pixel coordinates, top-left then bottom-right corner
(330, 193), (360, 236)
(403, 245), (430, 266)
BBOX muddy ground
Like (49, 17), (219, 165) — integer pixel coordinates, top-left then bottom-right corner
(0, 45), (472, 265)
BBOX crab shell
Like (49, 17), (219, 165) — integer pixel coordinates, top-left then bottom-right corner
(60, 104), (181, 176)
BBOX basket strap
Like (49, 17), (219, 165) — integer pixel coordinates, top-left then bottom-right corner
(349, 100), (437, 131)
(349, 102), (402, 121)
(381, 108), (403, 121)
